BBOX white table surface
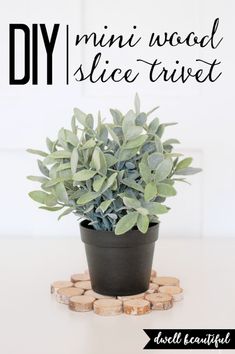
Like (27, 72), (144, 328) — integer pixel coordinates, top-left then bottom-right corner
(0, 237), (234, 354)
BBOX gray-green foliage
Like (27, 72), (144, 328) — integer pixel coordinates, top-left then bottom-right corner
(27, 95), (201, 235)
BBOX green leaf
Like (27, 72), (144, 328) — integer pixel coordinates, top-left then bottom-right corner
(155, 159), (173, 182)
(174, 167), (202, 175)
(136, 113), (147, 126)
(86, 114), (94, 129)
(105, 154), (118, 167)
(148, 117), (159, 134)
(146, 106), (159, 117)
(49, 150), (71, 159)
(175, 157), (193, 171)
(27, 176), (49, 183)
(93, 176), (106, 192)
(134, 93), (140, 114)
(154, 136), (163, 153)
(73, 108), (87, 127)
(64, 129), (79, 146)
(123, 196), (141, 209)
(97, 199), (113, 213)
(106, 124), (120, 145)
(37, 160), (49, 177)
(39, 206), (64, 211)
(157, 183), (177, 197)
(49, 163), (59, 178)
(143, 202), (169, 215)
(136, 207), (149, 216)
(77, 191), (99, 205)
(91, 147), (107, 175)
(148, 153), (164, 169)
(110, 109), (123, 125)
(46, 138), (54, 153)
(27, 149), (47, 157)
(55, 182), (68, 203)
(81, 139), (96, 149)
(115, 212), (138, 235)
(29, 191), (57, 206)
(137, 214), (149, 233)
(58, 207), (74, 220)
(71, 148), (79, 174)
(139, 154), (152, 184)
(122, 110), (142, 140)
(144, 182), (158, 201)
(101, 172), (118, 192)
(121, 178), (144, 192)
(56, 162), (71, 172)
(73, 169), (97, 181)
(118, 147), (139, 162)
(71, 115), (77, 134)
(163, 139), (180, 145)
(124, 135), (147, 149)
(44, 175), (72, 188)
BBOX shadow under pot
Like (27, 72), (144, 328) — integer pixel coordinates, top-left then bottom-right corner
(80, 220), (159, 296)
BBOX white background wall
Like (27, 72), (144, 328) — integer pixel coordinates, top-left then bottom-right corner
(0, 0), (234, 238)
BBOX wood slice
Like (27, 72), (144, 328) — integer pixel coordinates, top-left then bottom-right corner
(71, 273), (90, 282)
(145, 293), (173, 310)
(74, 281), (92, 290)
(150, 269), (157, 282)
(146, 283), (159, 294)
(84, 290), (115, 300)
(94, 299), (123, 316)
(123, 299), (151, 315)
(69, 295), (96, 312)
(151, 269), (157, 278)
(50, 281), (73, 294)
(152, 276), (180, 287)
(158, 285), (184, 301)
(56, 287), (84, 305)
(117, 292), (146, 301)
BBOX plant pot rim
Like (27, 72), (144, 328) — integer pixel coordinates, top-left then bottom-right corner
(80, 219), (159, 248)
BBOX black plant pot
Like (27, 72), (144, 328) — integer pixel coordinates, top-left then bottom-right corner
(80, 220), (159, 296)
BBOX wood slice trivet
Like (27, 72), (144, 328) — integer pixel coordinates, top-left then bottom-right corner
(152, 276), (180, 287)
(94, 299), (123, 316)
(146, 283), (159, 294)
(56, 287), (84, 305)
(151, 269), (157, 278)
(123, 299), (151, 315)
(74, 281), (92, 290)
(84, 289), (115, 300)
(158, 285), (183, 301)
(50, 281), (73, 294)
(69, 295), (96, 312)
(145, 293), (173, 310)
(117, 292), (146, 301)
(71, 273), (90, 282)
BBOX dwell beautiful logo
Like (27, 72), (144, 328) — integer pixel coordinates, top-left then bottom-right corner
(9, 18), (223, 85)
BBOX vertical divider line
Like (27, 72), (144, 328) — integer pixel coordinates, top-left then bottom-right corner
(66, 25), (69, 85)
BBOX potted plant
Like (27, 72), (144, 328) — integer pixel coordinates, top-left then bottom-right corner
(27, 94), (201, 296)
